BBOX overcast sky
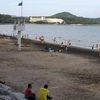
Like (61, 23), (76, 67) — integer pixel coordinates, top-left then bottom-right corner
(0, 0), (100, 18)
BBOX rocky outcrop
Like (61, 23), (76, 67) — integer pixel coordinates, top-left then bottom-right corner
(0, 83), (27, 100)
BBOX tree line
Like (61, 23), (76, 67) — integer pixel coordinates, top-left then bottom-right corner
(0, 13), (100, 24)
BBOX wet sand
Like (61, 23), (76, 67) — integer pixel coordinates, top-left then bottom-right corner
(0, 38), (100, 100)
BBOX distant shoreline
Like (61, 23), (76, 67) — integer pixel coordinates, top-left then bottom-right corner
(1, 23), (100, 26)
(1, 12), (100, 24)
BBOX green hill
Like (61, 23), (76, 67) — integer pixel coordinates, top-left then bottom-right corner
(51, 12), (77, 18)
(51, 12), (100, 24)
(0, 14), (14, 24)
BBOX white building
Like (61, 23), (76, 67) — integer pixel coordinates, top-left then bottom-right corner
(29, 16), (65, 24)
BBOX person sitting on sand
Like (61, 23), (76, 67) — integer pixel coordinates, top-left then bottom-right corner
(38, 84), (52, 100)
(24, 83), (36, 100)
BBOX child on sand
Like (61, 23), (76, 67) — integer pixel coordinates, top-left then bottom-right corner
(24, 83), (36, 100)
(38, 84), (52, 100)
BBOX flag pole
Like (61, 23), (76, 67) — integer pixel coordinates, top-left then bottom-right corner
(21, 0), (23, 17)
(18, 0), (23, 51)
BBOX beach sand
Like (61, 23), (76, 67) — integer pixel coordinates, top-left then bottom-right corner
(0, 38), (100, 100)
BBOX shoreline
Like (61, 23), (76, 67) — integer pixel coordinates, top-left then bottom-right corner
(22, 37), (100, 57)
(0, 34), (100, 57)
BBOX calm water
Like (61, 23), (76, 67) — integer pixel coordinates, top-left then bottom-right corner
(0, 24), (100, 48)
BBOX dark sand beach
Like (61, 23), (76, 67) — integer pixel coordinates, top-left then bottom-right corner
(0, 37), (100, 100)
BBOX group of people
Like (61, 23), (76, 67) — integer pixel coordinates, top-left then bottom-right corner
(24, 83), (53, 100)
(60, 41), (71, 52)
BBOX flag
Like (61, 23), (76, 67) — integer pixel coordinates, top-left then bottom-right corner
(18, 2), (23, 6)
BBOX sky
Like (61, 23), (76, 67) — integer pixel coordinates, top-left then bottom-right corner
(0, 0), (100, 18)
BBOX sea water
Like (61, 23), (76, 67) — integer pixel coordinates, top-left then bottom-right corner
(0, 24), (100, 49)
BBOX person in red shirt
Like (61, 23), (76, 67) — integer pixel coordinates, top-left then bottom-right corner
(24, 83), (36, 100)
